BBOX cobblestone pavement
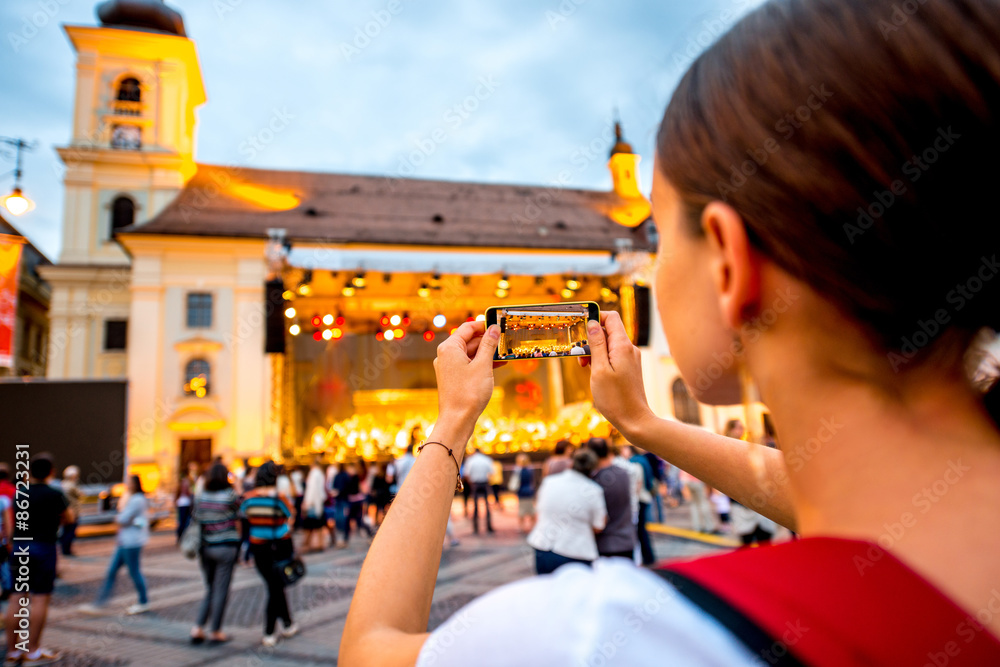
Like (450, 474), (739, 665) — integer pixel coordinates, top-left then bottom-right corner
(8, 497), (728, 666)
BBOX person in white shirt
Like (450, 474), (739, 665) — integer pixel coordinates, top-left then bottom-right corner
(527, 448), (607, 574)
(569, 341), (586, 356)
(393, 445), (416, 492)
(464, 448), (495, 534)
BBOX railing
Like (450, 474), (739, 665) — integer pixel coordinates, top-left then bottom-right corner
(112, 100), (143, 116)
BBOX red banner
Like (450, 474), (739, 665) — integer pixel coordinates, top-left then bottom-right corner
(0, 235), (24, 368)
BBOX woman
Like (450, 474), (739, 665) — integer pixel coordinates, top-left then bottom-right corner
(341, 1), (1000, 663)
(527, 449), (606, 574)
(84, 475), (150, 615)
(301, 458), (327, 552)
(240, 461), (298, 647)
(190, 462), (241, 644)
(347, 461), (374, 539)
(175, 472), (193, 543)
(512, 453), (537, 533)
(370, 463), (392, 527)
(725, 419), (778, 545)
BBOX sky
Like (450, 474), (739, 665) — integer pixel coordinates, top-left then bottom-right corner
(0, 0), (766, 260)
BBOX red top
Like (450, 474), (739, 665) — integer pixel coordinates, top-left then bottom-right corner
(661, 537), (1000, 666)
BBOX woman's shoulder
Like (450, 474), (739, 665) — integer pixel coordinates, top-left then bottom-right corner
(417, 559), (757, 666)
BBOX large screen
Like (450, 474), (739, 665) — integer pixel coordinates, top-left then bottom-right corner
(491, 302), (596, 360)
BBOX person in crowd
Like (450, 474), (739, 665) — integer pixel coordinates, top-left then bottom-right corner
(189, 461), (205, 494)
(710, 488), (732, 534)
(0, 464), (14, 501)
(240, 461), (298, 647)
(542, 439), (573, 477)
(83, 474), (150, 616)
(324, 463), (343, 548)
(680, 469), (716, 534)
(290, 466), (305, 531)
(59, 465), (82, 557)
(488, 459), (504, 509)
(621, 444), (656, 565)
(464, 447), (495, 534)
(569, 341), (586, 356)
(301, 457), (327, 553)
(6, 455), (67, 666)
(275, 464), (293, 502)
(721, 418), (774, 543)
(348, 461), (374, 540)
(175, 468), (195, 543)
(237, 464), (256, 566)
(189, 462), (241, 645)
(587, 438), (635, 561)
(526, 448), (606, 574)
(644, 451), (667, 523)
(512, 453), (537, 533)
(370, 463), (393, 527)
(393, 444), (416, 494)
(0, 466), (12, 602)
(459, 459), (472, 517)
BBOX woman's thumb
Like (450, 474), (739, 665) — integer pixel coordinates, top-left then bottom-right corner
(587, 319), (609, 371)
(475, 325), (501, 365)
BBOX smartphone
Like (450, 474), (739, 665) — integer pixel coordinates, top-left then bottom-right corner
(485, 301), (600, 361)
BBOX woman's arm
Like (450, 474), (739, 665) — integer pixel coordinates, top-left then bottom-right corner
(586, 312), (797, 530)
(341, 321), (500, 667)
(116, 494), (141, 526)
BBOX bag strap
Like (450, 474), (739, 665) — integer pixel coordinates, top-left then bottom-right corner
(654, 567), (805, 666)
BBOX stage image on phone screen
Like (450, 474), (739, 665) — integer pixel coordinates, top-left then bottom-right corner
(494, 303), (594, 360)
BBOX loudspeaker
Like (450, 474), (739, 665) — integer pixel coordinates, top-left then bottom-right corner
(265, 278), (286, 354)
(634, 284), (651, 347)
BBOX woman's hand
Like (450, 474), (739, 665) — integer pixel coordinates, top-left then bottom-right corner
(433, 321), (501, 424)
(586, 311), (657, 440)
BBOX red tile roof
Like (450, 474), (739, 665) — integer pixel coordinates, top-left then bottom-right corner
(124, 164), (655, 252)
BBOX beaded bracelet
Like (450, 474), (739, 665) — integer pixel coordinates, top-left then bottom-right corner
(417, 441), (464, 492)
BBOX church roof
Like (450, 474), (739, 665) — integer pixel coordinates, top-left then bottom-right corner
(124, 164), (655, 252)
(96, 0), (186, 37)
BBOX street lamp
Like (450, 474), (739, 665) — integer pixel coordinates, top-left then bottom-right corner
(1, 138), (36, 216)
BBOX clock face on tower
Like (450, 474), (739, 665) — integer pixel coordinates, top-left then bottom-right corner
(111, 124), (142, 150)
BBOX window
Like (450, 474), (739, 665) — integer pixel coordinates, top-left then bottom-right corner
(104, 320), (128, 351)
(111, 196), (135, 233)
(184, 359), (210, 397)
(672, 377), (702, 425)
(186, 293), (213, 328)
(117, 77), (141, 102)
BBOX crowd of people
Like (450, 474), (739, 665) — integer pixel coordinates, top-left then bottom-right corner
(498, 340), (591, 359)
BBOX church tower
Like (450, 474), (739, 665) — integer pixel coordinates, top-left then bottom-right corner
(606, 121), (651, 228)
(42, 0), (205, 378)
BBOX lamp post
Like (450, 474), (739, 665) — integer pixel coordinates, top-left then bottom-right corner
(1, 137), (36, 216)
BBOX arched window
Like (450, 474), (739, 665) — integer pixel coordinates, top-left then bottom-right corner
(672, 377), (702, 425)
(117, 77), (141, 102)
(111, 196), (135, 232)
(184, 359), (211, 397)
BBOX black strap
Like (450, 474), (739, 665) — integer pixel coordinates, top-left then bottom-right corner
(655, 568), (807, 666)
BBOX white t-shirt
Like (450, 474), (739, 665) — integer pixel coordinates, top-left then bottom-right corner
(526, 469), (607, 560)
(416, 558), (758, 666)
(465, 453), (495, 484)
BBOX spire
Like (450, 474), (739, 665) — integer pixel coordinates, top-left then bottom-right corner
(610, 120), (634, 157)
(606, 115), (650, 227)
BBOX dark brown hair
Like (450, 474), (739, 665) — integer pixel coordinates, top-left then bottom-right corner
(204, 462), (232, 491)
(658, 0), (1000, 358)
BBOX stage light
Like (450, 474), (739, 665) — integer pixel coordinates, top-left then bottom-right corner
(566, 276), (581, 291)
(495, 288), (508, 299)
(465, 313), (475, 323)
(335, 315), (345, 326)
(313, 331), (322, 341)
(332, 328), (343, 339)
(433, 314), (447, 328)
(393, 328), (404, 338)
(417, 284), (431, 298)
(352, 272), (367, 288)
(475, 314), (486, 322)
(322, 329), (333, 340)
(384, 329), (395, 341)
(321, 314), (333, 326)
(289, 324), (301, 336)
(376, 331), (385, 341)
(342, 286), (356, 297)
(282, 290), (296, 300)
(497, 275), (510, 290)
(402, 312), (410, 326)
(423, 331), (435, 341)
(450, 327), (458, 335)
(600, 286), (614, 299)
(380, 314), (390, 327)
(298, 283), (312, 296)
(561, 288), (575, 299)
(285, 307), (296, 319)
(389, 314), (402, 326)
(311, 315), (321, 327)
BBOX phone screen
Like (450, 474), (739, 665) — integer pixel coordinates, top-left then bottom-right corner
(487, 302), (599, 361)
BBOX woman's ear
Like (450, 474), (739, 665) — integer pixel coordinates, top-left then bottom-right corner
(701, 201), (761, 330)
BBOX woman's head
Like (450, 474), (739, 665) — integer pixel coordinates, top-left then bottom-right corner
(654, 0), (1000, 405)
(128, 474), (144, 495)
(204, 462), (232, 491)
(255, 460), (279, 487)
(725, 420), (745, 440)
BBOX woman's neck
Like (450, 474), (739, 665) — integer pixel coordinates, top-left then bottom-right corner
(756, 350), (1000, 632)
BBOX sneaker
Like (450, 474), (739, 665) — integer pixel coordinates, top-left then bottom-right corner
(20, 648), (60, 665)
(78, 602), (107, 615)
(4, 652), (25, 667)
(126, 603), (151, 615)
(281, 622), (299, 638)
(262, 633), (279, 647)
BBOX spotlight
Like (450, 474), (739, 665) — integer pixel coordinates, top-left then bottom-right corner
(402, 312), (410, 326)
(342, 286), (356, 297)
(282, 290), (296, 301)
(322, 314), (334, 326)
(465, 313), (475, 323)
(335, 315), (345, 326)
(561, 288), (575, 299)
(432, 314), (447, 328)
(313, 331), (322, 341)
(475, 314), (486, 322)
(450, 327), (458, 335)
(289, 324), (301, 336)
(389, 314), (402, 326)
(566, 276), (581, 291)
(332, 327), (343, 339)
(497, 274), (510, 290)
(376, 331), (385, 341)
(352, 272), (367, 288)
(298, 283), (312, 296)
(380, 314), (390, 327)
(384, 329), (395, 341)
(311, 315), (321, 327)
(285, 307), (296, 319)
(495, 288), (508, 299)
(322, 329), (333, 340)
(417, 284), (431, 298)
(423, 331), (435, 341)
(393, 328), (405, 339)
